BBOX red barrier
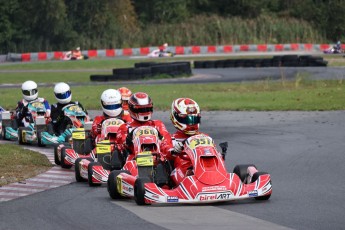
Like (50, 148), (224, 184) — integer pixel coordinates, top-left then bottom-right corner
(54, 52), (63, 59)
(191, 46), (200, 54)
(140, 47), (150, 55)
(304, 44), (313, 51)
(223, 45), (233, 53)
(106, 49), (115, 57)
(88, 50), (97, 58)
(21, 53), (31, 62)
(290, 44), (299, 50)
(257, 44), (267, 52)
(275, 44), (284, 51)
(122, 48), (133, 56)
(37, 52), (47, 61)
(240, 45), (249, 52)
(207, 46), (216, 53)
(175, 46), (184, 54)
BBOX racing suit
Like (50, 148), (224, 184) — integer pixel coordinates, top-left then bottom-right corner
(168, 130), (210, 186)
(16, 98), (51, 127)
(91, 112), (132, 144)
(116, 119), (173, 161)
(51, 101), (87, 135)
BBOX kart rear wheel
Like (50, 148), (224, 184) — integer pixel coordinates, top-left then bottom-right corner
(134, 177), (151, 205)
(107, 170), (130, 199)
(54, 145), (61, 165)
(233, 164), (257, 183)
(18, 127), (30, 145)
(37, 131), (46, 147)
(251, 171), (271, 200)
(75, 158), (87, 182)
(60, 147), (73, 169)
(88, 162), (102, 187)
(2, 126), (7, 140)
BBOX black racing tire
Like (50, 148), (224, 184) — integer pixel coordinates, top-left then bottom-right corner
(88, 162), (102, 187)
(75, 158), (87, 182)
(107, 170), (131, 199)
(37, 131), (46, 147)
(134, 177), (151, 205)
(251, 171), (271, 200)
(60, 147), (72, 169)
(54, 144), (61, 165)
(233, 164), (257, 183)
(18, 127), (30, 145)
(2, 125), (7, 140)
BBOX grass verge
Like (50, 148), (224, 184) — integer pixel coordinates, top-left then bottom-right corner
(0, 144), (52, 186)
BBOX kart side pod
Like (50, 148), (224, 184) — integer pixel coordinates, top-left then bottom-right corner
(1, 111), (11, 127)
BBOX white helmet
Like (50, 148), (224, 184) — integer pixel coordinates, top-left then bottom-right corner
(21, 80), (38, 101)
(54, 82), (72, 104)
(101, 89), (122, 117)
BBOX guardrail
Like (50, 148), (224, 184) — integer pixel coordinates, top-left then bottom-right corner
(5, 43), (343, 62)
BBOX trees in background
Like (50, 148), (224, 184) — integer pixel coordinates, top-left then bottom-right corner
(0, 0), (344, 53)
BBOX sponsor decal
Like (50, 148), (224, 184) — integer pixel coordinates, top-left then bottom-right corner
(197, 192), (233, 201)
(96, 144), (111, 154)
(202, 186), (226, 192)
(152, 194), (159, 199)
(122, 184), (133, 193)
(72, 131), (85, 140)
(166, 196), (179, 202)
(248, 190), (258, 197)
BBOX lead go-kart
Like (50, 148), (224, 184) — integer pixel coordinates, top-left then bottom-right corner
(323, 46), (344, 54)
(74, 118), (125, 186)
(40, 104), (90, 146)
(108, 133), (272, 205)
(61, 51), (89, 61)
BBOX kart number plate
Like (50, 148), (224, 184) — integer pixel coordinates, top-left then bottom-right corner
(72, 131), (85, 140)
(104, 119), (124, 127)
(188, 137), (213, 149)
(68, 105), (82, 112)
(136, 155), (153, 166)
(31, 102), (44, 109)
(96, 144), (111, 154)
(135, 128), (157, 137)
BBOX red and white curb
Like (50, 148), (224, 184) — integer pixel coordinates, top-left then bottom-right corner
(0, 144), (75, 202)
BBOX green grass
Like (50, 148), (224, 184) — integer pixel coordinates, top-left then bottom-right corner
(1, 79), (345, 111)
(0, 144), (52, 186)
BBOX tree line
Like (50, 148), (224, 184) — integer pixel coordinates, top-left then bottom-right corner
(0, 0), (344, 54)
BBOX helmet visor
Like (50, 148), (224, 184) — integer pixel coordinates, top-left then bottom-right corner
(55, 90), (71, 100)
(174, 112), (201, 125)
(22, 89), (38, 96)
(101, 101), (122, 110)
(130, 106), (153, 114)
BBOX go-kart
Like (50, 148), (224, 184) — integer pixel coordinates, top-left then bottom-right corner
(74, 118), (125, 186)
(17, 101), (51, 147)
(54, 122), (93, 168)
(147, 49), (175, 58)
(109, 133), (272, 205)
(61, 51), (89, 61)
(0, 106), (7, 139)
(323, 47), (344, 54)
(1, 111), (19, 141)
(40, 104), (90, 146)
(107, 126), (170, 200)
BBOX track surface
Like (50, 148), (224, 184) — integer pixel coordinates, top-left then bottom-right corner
(1, 110), (345, 230)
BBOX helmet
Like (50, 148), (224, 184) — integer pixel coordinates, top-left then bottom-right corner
(76, 47), (80, 51)
(128, 92), (153, 122)
(101, 89), (122, 117)
(118, 87), (132, 110)
(337, 41), (341, 45)
(163, 43), (168, 48)
(170, 98), (201, 135)
(54, 82), (72, 104)
(21, 80), (38, 101)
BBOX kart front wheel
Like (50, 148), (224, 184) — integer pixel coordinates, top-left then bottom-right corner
(2, 126), (7, 140)
(88, 161), (101, 187)
(60, 147), (73, 169)
(134, 177), (151, 205)
(251, 171), (271, 200)
(54, 144), (61, 165)
(37, 131), (46, 147)
(233, 164), (257, 183)
(75, 158), (87, 182)
(107, 170), (130, 199)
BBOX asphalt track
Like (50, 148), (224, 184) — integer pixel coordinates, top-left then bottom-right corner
(1, 109), (345, 230)
(1, 62), (345, 229)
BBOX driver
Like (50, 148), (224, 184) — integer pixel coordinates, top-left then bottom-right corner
(16, 80), (51, 127)
(72, 47), (82, 59)
(165, 98), (209, 184)
(50, 82), (88, 136)
(90, 89), (132, 143)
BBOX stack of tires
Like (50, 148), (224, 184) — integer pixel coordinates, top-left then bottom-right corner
(90, 61), (191, 82)
(194, 55), (328, 69)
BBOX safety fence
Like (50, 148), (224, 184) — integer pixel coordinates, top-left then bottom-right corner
(4, 43), (343, 62)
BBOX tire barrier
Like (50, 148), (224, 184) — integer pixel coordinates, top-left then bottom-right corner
(90, 62), (191, 81)
(194, 55), (328, 69)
